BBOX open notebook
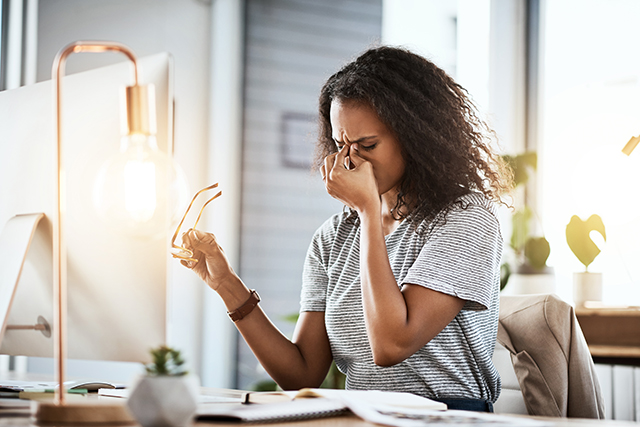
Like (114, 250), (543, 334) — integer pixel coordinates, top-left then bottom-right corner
(243, 388), (446, 408)
(197, 388), (445, 423)
(197, 389), (550, 426)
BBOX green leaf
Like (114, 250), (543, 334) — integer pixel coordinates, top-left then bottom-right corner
(510, 207), (532, 252)
(145, 345), (188, 376)
(282, 313), (300, 324)
(524, 237), (550, 270)
(320, 362), (345, 389)
(566, 215), (606, 270)
(503, 152), (537, 187)
(252, 380), (279, 391)
(500, 263), (511, 291)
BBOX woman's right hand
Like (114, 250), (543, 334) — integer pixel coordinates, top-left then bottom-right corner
(180, 229), (238, 292)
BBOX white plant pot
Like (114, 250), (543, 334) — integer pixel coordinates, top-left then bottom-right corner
(573, 272), (603, 307)
(503, 272), (555, 295)
(127, 374), (199, 427)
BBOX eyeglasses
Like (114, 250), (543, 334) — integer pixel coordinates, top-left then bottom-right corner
(171, 183), (222, 263)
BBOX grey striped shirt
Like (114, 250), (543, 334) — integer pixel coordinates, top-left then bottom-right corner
(300, 192), (502, 402)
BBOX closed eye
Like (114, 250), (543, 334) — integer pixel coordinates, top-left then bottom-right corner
(360, 143), (377, 151)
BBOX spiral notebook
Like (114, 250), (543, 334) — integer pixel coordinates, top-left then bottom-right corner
(196, 398), (350, 422)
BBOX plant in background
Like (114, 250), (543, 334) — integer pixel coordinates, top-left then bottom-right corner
(566, 214), (607, 307)
(566, 215), (606, 271)
(145, 345), (188, 376)
(501, 151), (551, 290)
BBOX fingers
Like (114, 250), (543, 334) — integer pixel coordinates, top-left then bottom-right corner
(183, 229), (216, 248)
(180, 259), (195, 269)
(333, 143), (349, 170)
(348, 143), (364, 167)
(181, 229), (221, 264)
(324, 153), (335, 181)
(323, 144), (348, 180)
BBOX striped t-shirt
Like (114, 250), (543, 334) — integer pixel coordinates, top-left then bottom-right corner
(300, 192), (502, 403)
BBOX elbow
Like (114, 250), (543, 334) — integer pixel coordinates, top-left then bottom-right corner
(371, 345), (410, 367)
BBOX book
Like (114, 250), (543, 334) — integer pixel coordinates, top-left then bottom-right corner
(243, 388), (447, 410)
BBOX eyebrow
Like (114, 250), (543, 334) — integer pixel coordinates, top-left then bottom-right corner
(333, 136), (377, 145)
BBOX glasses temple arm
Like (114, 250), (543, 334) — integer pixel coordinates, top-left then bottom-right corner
(171, 183), (220, 246)
(192, 191), (222, 230)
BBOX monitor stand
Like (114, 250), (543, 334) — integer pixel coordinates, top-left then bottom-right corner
(0, 213), (50, 343)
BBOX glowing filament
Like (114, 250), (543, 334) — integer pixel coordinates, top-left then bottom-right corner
(124, 160), (157, 222)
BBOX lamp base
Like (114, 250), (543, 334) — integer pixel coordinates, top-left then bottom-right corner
(32, 399), (136, 425)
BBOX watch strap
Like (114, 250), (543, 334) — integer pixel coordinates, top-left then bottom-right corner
(228, 289), (260, 322)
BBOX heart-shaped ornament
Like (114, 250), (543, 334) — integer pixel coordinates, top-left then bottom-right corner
(566, 215), (606, 271)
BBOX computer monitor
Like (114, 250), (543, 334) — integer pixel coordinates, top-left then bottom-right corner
(0, 52), (174, 363)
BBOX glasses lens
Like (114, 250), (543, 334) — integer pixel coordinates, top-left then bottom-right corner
(171, 247), (193, 259)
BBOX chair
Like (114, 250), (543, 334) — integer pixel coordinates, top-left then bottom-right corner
(492, 294), (605, 418)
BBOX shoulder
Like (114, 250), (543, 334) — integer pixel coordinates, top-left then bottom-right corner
(314, 211), (357, 241)
(415, 192), (500, 236)
(450, 192), (499, 217)
(306, 211), (358, 265)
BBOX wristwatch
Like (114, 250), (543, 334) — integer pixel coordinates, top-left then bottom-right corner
(227, 289), (260, 322)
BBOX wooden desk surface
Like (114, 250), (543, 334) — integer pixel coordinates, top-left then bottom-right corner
(0, 411), (638, 427)
(0, 380), (634, 427)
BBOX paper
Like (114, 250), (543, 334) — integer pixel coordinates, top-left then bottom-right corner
(342, 398), (552, 427)
(245, 388), (446, 410)
(98, 388), (243, 404)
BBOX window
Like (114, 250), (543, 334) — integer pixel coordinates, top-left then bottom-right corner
(540, 0), (640, 305)
(0, 0), (8, 90)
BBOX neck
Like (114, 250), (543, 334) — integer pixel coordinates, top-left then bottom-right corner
(380, 189), (403, 234)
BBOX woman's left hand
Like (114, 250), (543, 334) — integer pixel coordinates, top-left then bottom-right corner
(321, 144), (380, 214)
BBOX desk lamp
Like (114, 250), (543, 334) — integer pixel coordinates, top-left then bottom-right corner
(33, 41), (183, 424)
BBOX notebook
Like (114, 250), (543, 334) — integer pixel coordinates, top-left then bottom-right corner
(196, 398), (349, 422)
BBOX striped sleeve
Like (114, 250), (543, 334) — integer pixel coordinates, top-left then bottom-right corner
(299, 225), (331, 312)
(402, 204), (502, 311)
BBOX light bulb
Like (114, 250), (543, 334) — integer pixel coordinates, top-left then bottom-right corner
(92, 83), (188, 239)
(93, 133), (188, 238)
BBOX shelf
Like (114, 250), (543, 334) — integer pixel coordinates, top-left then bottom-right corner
(576, 306), (640, 365)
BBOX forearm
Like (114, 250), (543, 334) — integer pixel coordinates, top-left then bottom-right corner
(359, 210), (467, 366)
(215, 279), (329, 389)
(359, 212), (413, 363)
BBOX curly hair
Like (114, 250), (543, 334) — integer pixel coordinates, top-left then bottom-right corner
(316, 46), (512, 226)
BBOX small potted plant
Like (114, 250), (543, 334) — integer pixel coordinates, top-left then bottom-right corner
(501, 152), (554, 294)
(566, 214), (606, 307)
(127, 346), (199, 427)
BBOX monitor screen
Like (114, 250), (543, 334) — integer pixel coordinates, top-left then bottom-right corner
(0, 52), (174, 363)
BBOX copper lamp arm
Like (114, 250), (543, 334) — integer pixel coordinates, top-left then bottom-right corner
(50, 41), (139, 407)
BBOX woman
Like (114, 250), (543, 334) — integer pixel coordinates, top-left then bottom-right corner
(181, 46), (511, 412)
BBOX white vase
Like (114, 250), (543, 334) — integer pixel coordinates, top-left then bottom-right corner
(573, 272), (603, 307)
(127, 374), (199, 427)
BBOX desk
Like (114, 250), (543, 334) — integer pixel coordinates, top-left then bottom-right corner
(575, 306), (640, 366)
(0, 380), (634, 427)
(0, 386), (638, 427)
(0, 409), (638, 427)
